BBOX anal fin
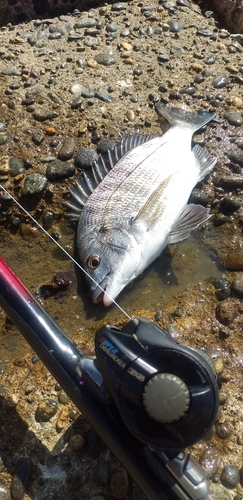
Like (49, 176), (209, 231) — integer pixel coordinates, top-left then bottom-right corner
(168, 203), (211, 244)
(193, 144), (217, 181)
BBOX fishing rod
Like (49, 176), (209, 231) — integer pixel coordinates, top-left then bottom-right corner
(0, 255), (219, 500)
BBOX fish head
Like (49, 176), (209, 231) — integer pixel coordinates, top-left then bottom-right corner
(78, 225), (142, 306)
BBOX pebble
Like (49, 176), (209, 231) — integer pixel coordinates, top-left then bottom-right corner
(106, 23), (120, 33)
(70, 434), (85, 450)
(189, 188), (208, 206)
(25, 84), (46, 99)
(95, 48), (116, 66)
(58, 390), (69, 404)
(225, 246), (243, 271)
(58, 137), (76, 160)
(191, 62), (203, 73)
(227, 151), (243, 165)
(220, 196), (242, 213)
(71, 96), (82, 109)
(212, 76), (230, 88)
(110, 467), (129, 499)
(32, 132), (44, 146)
(95, 91), (112, 103)
(69, 83), (86, 95)
(33, 107), (59, 122)
(220, 465), (239, 489)
(216, 300), (237, 325)
(231, 274), (243, 297)
(112, 2), (127, 11)
(167, 20), (183, 32)
(199, 447), (221, 478)
(224, 111), (243, 126)
(10, 459), (32, 500)
(96, 139), (116, 154)
(46, 160), (75, 181)
(35, 399), (58, 422)
(216, 423), (231, 438)
(74, 18), (97, 29)
(22, 173), (47, 196)
(75, 147), (99, 169)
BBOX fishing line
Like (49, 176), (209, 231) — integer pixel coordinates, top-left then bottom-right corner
(0, 185), (131, 320)
(16, 0), (33, 21)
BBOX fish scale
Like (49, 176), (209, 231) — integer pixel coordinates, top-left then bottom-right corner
(67, 104), (217, 306)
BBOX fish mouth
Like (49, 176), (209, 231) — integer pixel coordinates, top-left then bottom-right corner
(92, 278), (111, 306)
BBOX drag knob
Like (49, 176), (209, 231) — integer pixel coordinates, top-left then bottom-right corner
(142, 373), (190, 424)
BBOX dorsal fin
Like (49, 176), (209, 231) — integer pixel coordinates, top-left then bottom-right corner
(65, 133), (160, 218)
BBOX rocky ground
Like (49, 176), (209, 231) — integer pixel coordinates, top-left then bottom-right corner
(1, 1), (243, 499)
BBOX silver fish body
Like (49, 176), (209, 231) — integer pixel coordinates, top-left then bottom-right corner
(67, 104), (216, 306)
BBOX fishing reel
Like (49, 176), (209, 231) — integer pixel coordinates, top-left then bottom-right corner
(94, 317), (220, 451)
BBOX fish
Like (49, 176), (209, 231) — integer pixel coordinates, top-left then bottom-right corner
(66, 104), (216, 306)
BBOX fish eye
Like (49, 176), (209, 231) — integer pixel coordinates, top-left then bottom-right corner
(87, 253), (101, 269)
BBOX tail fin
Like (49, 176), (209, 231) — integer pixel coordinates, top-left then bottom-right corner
(155, 103), (216, 132)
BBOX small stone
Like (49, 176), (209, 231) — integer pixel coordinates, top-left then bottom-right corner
(209, 483), (231, 499)
(216, 423), (231, 439)
(69, 83), (86, 95)
(25, 84), (46, 99)
(224, 111), (243, 126)
(120, 41), (132, 51)
(42, 211), (54, 230)
(232, 96), (243, 108)
(96, 139), (116, 154)
(70, 434), (85, 450)
(22, 173), (47, 196)
(216, 300), (237, 325)
(95, 48), (116, 66)
(75, 147), (99, 169)
(220, 196), (242, 213)
(197, 27), (214, 37)
(227, 151), (243, 165)
(110, 467), (129, 499)
(199, 447), (221, 478)
(126, 109), (135, 121)
(212, 75), (230, 89)
(32, 132), (44, 146)
(11, 459), (32, 500)
(94, 91), (112, 103)
(0, 479), (10, 500)
(58, 390), (69, 404)
(46, 160), (75, 181)
(231, 275), (243, 297)
(9, 157), (25, 177)
(71, 96), (82, 109)
(191, 62), (203, 73)
(220, 465), (239, 489)
(225, 246), (243, 271)
(167, 20), (183, 32)
(58, 137), (76, 161)
(35, 399), (58, 422)
(106, 23), (120, 33)
(225, 64), (239, 74)
(33, 107), (58, 122)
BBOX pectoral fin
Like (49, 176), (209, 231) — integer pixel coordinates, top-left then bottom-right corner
(168, 203), (211, 244)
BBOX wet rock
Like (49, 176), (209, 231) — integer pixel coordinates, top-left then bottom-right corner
(216, 300), (237, 325)
(22, 173), (47, 196)
(95, 48), (116, 65)
(70, 434), (85, 450)
(42, 211), (54, 230)
(46, 160), (75, 181)
(220, 465), (239, 489)
(57, 137), (76, 161)
(35, 399), (58, 422)
(231, 274), (243, 297)
(58, 390), (69, 404)
(189, 189), (208, 206)
(227, 151), (243, 165)
(75, 147), (99, 169)
(216, 423), (230, 438)
(11, 459), (32, 500)
(219, 196), (242, 213)
(97, 139), (116, 154)
(199, 447), (221, 478)
(33, 107), (59, 122)
(110, 467), (129, 499)
(212, 75), (230, 88)
(225, 246), (243, 271)
(224, 111), (243, 126)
